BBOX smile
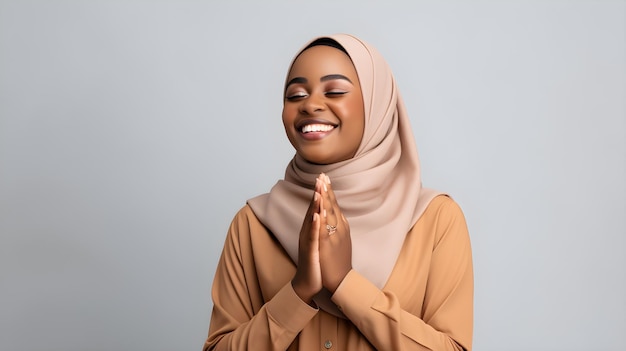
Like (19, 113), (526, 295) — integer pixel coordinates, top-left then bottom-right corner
(301, 124), (335, 133)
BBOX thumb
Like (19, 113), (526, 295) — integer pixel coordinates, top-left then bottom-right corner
(311, 212), (320, 248)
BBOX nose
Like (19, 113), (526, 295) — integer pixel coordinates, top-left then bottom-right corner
(299, 93), (325, 115)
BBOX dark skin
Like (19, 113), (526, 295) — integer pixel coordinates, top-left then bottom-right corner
(282, 45), (365, 165)
(291, 173), (353, 305)
(285, 45), (363, 305)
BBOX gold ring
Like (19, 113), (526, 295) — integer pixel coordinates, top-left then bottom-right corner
(326, 224), (337, 235)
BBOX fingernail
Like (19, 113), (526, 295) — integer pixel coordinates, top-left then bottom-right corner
(323, 209), (327, 218)
(323, 183), (327, 192)
(326, 175), (331, 184)
(314, 192), (319, 201)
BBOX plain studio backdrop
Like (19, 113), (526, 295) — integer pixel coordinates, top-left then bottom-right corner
(1, 1), (624, 350)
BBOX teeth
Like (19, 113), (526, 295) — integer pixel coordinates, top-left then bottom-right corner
(302, 124), (335, 133)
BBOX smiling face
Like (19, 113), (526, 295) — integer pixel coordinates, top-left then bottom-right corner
(282, 44), (365, 165)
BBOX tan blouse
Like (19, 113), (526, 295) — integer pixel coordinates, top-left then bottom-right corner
(203, 195), (473, 351)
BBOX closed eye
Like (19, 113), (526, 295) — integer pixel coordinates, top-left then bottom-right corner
(285, 92), (308, 101)
(325, 91), (347, 97)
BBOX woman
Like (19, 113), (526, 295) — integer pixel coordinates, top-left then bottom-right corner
(203, 34), (473, 351)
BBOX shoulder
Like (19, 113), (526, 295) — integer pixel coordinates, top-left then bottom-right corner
(417, 195), (470, 246)
(424, 195), (466, 221)
(223, 205), (267, 247)
(229, 204), (264, 229)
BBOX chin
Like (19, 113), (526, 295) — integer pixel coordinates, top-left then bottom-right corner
(298, 152), (332, 165)
(296, 145), (354, 165)
(301, 157), (330, 165)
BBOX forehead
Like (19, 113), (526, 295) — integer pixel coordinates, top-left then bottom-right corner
(287, 45), (358, 79)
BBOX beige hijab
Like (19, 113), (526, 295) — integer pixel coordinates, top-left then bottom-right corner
(248, 34), (441, 315)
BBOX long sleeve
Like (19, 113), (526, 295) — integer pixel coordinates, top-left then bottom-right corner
(204, 198), (473, 351)
(331, 196), (473, 351)
(203, 207), (318, 351)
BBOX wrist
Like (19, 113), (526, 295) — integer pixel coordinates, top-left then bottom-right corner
(327, 266), (352, 293)
(291, 279), (317, 307)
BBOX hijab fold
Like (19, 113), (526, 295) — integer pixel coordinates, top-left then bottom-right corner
(248, 34), (441, 317)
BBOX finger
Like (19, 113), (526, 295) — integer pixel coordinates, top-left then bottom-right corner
(303, 190), (319, 226)
(320, 174), (340, 231)
(311, 212), (320, 245)
(319, 193), (327, 228)
(319, 194), (337, 238)
(324, 174), (339, 212)
(305, 176), (324, 217)
(320, 188), (337, 237)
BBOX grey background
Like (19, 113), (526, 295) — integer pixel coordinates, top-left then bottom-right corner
(1, 1), (624, 350)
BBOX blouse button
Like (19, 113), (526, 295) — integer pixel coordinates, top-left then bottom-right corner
(324, 340), (333, 349)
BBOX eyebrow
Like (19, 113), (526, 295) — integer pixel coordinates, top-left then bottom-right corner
(321, 74), (352, 83)
(285, 74), (353, 90)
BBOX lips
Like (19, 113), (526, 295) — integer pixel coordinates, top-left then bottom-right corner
(301, 123), (335, 133)
(294, 119), (337, 140)
(296, 119), (337, 133)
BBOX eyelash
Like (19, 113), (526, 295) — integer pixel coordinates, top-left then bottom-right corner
(285, 91), (347, 101)
(286, 93), (307, 101)
(326, 91), (348, 98)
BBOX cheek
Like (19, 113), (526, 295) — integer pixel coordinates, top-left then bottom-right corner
(281, 106), (298, 146)
(342, 98), (365, 128)
(346, 99), (365, 145)
(281, 106), (292, 129)
(282, 104), (297, 123)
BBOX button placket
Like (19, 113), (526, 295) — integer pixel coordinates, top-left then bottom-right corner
(320, 311), (337, 350)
